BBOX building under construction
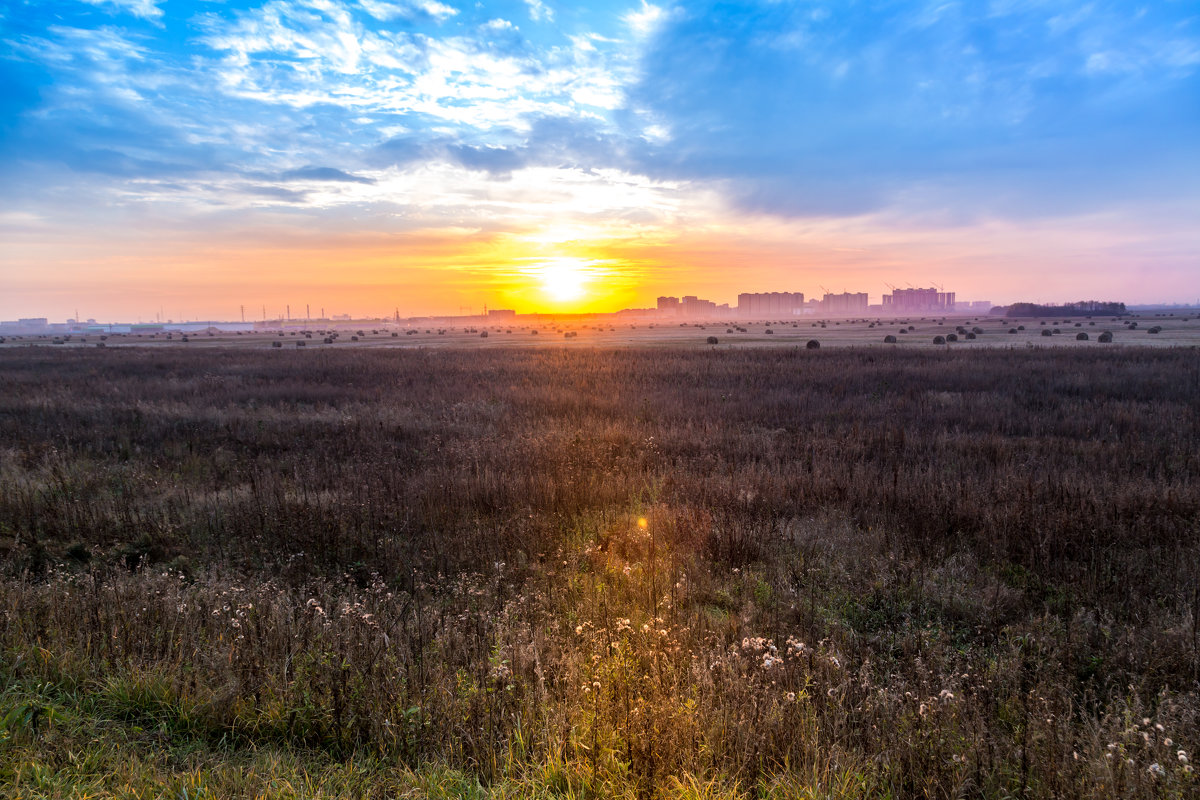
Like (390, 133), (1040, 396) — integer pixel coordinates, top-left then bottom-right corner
(883, 288), (956, 313)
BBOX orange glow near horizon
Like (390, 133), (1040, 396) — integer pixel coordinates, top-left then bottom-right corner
(2, 207), (1193, 322)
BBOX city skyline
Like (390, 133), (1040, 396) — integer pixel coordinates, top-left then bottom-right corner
(2, 1), (1198, 320)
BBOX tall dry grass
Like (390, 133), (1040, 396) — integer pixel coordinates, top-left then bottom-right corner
(1, 346), (1197, 797)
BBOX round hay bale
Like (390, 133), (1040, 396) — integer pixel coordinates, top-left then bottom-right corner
(933, 335), (946, 344)
(965, 332), (976, 340)
(1041, 328), (1053, 337)
(883, 335), (898, 343)
(806, 339), (820, 349)
(1098, 331), (1113, 343)
(271, 340), (282, 348)
(946, 333), (958, 342)
(1075, 332), (1088, 340)
(707, 336), (719, 345)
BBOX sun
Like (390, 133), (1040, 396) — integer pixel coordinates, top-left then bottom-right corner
(538, 257), (589, 303)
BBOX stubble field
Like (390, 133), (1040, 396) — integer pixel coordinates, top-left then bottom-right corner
(1, 343), (1198, 798)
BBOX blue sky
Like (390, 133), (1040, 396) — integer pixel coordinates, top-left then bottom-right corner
(1, 0), (1198, 318)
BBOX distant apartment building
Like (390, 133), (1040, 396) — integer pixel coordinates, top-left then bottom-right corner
(820, 292), (869, 315)
(737, 292), (805, 318)
(657, 295), (728, 317)
(0, 318), (50, 334)
(882, 288), (956, 313)
(682, 296), (717, 316)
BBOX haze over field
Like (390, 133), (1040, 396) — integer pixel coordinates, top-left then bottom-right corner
(2, 0), (1198, 320)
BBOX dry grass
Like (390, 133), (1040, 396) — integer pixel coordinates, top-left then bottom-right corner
(1, 346), (1197, 798)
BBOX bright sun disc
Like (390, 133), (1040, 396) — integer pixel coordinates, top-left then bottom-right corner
(539, 257), (589, 302)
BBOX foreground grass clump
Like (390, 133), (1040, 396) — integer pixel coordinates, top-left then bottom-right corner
(1, 346), (1199, 798)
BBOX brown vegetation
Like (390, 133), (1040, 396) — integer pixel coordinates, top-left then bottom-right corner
(1, 346), (1198, 797)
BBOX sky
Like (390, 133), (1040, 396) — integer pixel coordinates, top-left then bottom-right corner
(1, 0), (1198, 320)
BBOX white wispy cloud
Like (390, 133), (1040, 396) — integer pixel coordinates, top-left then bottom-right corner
(77, 0), (164, 21)
(524, 0), (553, 23)
(623, 1), (668, 38)
(358, 0), (457, 22)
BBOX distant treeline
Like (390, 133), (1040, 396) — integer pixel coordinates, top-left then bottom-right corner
(999, 300), (1127, 318)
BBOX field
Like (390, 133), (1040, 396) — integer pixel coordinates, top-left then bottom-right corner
(4, 311), (1200, 351)
(1, 343), (1198, 798)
